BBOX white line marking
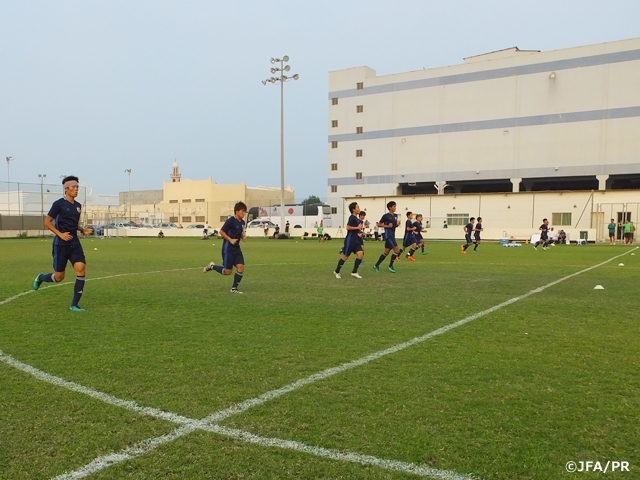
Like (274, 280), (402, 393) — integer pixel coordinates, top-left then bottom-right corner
(2, 248), (636, 479)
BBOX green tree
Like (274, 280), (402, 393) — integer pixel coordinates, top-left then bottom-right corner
(302, 195), (323, 205)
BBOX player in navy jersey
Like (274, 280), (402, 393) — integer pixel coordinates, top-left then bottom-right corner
(473, 217), (483, 251)
(373, 201), (402, 273)
(413, 214), (427, 255)
(333, 202), (365, 279)
(203, 202), (247, 293)
(461, 217), (476, 254)
(32, 176), (93, 311)
(534, 218), (550, 250)
(402, 212), (419, 261)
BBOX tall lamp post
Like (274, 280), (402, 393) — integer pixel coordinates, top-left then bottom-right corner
(6, 156), (15, 216)
(262, 56), (299, 236)
(124, 169), (132, 222)
(38, 174), (46, 234)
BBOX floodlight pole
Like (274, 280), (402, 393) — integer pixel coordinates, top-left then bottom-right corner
(263, 56), (299, 236)
(125, 169), (132, 222)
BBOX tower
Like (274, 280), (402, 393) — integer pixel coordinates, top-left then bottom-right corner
(171, 161), (181, 183)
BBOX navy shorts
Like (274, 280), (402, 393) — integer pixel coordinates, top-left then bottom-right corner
(403, 234), (416, 247)
(474, 234), (481, 242)
(541, 233), (548, 241)
(344, 242), (364, 256)
(415, 234), (423, 242)
(384, 237), (398, 249)
(222, 245), (244, 269)
(53, 242), (86, 272)
(465, 234), (472, 244)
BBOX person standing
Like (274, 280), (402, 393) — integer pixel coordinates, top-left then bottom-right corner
(608, 219), (616, 245)
(317, 220), (325, 242)
(461, 217), (475, 254)
(285, 220), (290, 234)
(263, 221), (269, 238)
(32, 176), (93, 311)
(333, 202), (365, 279)
(203, 202), (247, 294)
(623, 220), (633, 245)
(373, 201), (402, 273)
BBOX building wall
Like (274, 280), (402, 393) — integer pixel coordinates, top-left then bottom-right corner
(327, 37), (640, 221)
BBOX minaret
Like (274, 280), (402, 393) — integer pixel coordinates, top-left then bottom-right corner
(171, 161), (181, 183)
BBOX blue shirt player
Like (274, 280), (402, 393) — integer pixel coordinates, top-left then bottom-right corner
(461, 217), (476, 254)
(334, 202), (365, 279)
(373, 201), (402, 273)
(534, 218), (550, 250)
(473, 217), (483, 251)
(413, 214), (428, 255)
(203, 201), (247, 293)
(32, 175), (93, 311)
(403, 212), (419, 261)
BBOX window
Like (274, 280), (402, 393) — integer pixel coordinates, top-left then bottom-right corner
(552, 213), (572, 226)
(356, 172), (363, 180)
(169, 216), (178, 222)
(195, 216), (205, 222)
(357, 105), (363, 113)
(331, 120), (338, 128)
(169, 200), (178, 204)
(356, 149), (363, 157)
(331, 185), (338, 193)
(220, 215), (229, 222)
(182, 216), (191, 222)
(447, 213), (469, 226)
(331, 97), (338, 105)
(356, 127), (363, 134)
(331, 141), (338, 148)
(356, 82), (363, 90)
(195, 199), (205, 202)
(331, 207), (337, 214)
(331, 163), (338, 171)
(182, 199), (191, 203)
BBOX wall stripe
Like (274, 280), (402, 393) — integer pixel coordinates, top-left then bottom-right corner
(329, 48), (640, 99)
(327, 106), (640, 143)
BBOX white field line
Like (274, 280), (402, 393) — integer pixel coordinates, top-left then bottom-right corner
(2, 248), (636, 479)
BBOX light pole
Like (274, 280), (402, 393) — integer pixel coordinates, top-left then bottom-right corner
(262, 56), (299, 236)
(38, 174), (46, 234)
(124, 169), (132, 222)
(6, 156), (15, 216)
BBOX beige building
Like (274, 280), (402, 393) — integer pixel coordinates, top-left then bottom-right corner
(327, 37), (640, 232)
(121, 162), (294, 227)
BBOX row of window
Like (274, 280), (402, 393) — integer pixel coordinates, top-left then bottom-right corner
(447, 213), (573, 226)
(330, 84), (364, 105)
(168, 199), (206, 204)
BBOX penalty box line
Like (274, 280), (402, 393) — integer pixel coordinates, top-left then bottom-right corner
(2, 248), (636, 479)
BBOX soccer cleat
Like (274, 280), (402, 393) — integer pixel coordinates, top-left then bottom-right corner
(373, 265), (379, 272)
(230, 288), (243, 294)
(460, 245), (464, 253)
(33, 272), (43, 291)
(333, 271), (341, 279)
(542, 247), (548, 250)
(421, 252), (428, 255)
(203, 262), (215, 272)
(388, 266), (396, 273)
(407, 255), (416, 261)
(533, 246), (537, 250)
(351, 272), (362, 279)
(69, 305), (85, 312)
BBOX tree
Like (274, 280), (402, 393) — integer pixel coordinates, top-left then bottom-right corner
(302, 195), (323, 205)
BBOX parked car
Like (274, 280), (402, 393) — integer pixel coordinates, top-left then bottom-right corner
(154, 223), (181, 229)
(247, 219), (277, 229)
(186, 224), (206, 229)
(86, 224), (104, 236)
(105, 222), (138, 229)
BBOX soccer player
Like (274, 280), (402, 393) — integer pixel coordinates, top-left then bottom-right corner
(373, 201), (402, 273)
(534, 218), (550, 250)
(473, 217), (483, 251)
(203, 201), (247, 293)
(333, 202), (365, 279)
(413, 214), (427, 254)
(32, 175), (93, 311)
(403, 212), (418, 261)
(461, 217), (476, 254)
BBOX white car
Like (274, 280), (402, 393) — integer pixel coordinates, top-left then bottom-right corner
(247, 219), (277, 229)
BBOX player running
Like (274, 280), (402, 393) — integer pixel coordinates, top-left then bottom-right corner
(461, 217), (476, 254)
(413, 214), (427, 255)
(473, 217), (483, 251)
(32, 175), (93, 311)
(533, 218), (550, 250)
(203, 201), (247, 293)
(333, 202), (365, 279)
(403, 212), (419, 261)
(373, 201), (402, 273)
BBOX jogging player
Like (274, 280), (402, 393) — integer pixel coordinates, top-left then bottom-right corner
(373, 201), (402, 273)
(333, 202), (365, 279)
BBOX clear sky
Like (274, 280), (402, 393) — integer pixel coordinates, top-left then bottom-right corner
(1, 0), (639, 200)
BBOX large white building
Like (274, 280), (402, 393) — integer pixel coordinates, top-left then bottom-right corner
(327, 37), (640, 232)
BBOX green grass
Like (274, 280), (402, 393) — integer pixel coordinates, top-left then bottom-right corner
(1, 237), (639, 479)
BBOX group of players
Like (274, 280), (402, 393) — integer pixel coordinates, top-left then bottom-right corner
(32, 178), (492, 309)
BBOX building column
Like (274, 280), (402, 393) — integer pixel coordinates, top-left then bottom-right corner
(435, 181), (448, 195)
(510, 178), (522, 193)
(596, 174), (609, 191)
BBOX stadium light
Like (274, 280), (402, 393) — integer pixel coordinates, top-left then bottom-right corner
(38, 174), (46, 220)
(262, 56), (299, 236)
(124, 169), (132, 222)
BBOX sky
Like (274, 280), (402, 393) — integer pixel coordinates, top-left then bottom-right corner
(1, 0), (639, 200)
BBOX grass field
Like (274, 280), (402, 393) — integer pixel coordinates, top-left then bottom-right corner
(1, 236), (639, 480)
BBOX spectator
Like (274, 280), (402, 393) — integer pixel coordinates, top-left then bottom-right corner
(607, 218), (617, 245)
(285, 220), (290, 234)
(263, 222), (269, 238)
(317, 220), (325, 242)
(624, 220), (633, 244)
(557, 230), (567, 244)
(158, 230), (165, 239)
(443, 220), (448, 228)
(272, 224), (280, 238)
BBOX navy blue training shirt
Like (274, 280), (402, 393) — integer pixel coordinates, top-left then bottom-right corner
(380, 213), (398, 240)
(344, 214), (362, 247)
(221, 216), (246, 248)
(48, 198), (82, 245)
(465, 222), (474, 235)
